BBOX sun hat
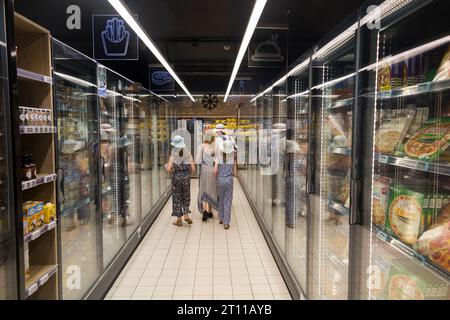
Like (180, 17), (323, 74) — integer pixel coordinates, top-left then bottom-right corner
(215, 124), (226, 130)
(171, 135), (186, 149)
(219, 139), (235, 155)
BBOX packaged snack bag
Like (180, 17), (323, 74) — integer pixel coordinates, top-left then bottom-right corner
(414, 220), (450, 273)
(403, 118), (450, 161)
(372, 176), (391, 229)
(375, 109), (415, 155)
(386, 185), (426, 245)
(433, 45), (450, 82)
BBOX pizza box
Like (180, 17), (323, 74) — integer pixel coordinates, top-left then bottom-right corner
(384, 259), (449, 300)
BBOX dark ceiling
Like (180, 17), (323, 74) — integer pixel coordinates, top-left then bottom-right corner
(15, 0), (368, 94)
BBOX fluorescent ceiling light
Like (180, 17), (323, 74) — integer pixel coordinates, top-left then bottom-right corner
(250, 0), (412, 103)
(223, 0), (267, 102)
(107, 0), (195, 102)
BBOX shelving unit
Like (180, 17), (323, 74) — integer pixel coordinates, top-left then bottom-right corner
(14, 13), (58, 300)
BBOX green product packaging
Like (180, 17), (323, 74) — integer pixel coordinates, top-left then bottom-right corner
(385, 259), (449, 300)
(385, 185), (426, 246)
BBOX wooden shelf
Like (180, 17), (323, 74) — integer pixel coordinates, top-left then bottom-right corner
(17, 68), (52, 84)
(25, 265), (58, 298)
(15, 12), (58, 300)
(24, 221), (56, 243)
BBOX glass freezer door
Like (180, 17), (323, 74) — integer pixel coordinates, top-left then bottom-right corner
(0, 0), (16, 300)
(357, 0), (450, 300)
(53, 39), (101, 299)
(309, 23), (357, 299)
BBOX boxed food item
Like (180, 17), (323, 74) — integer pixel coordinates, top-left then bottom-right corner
(385, 185), (426, 245)
(433, 45), (450, 82)
(424, 194), (450, 230)
(372, 176), (391, 229)
(414, 220), (450, 273)
(385, 259), (448, 300)
(327, 112), (350, 148)
(405, 107), (430, 139)
(403, 118), (450, 161)
(32, 201), (44, 229)
(377, 65), (391, 91)
(43, 203), (56, 224)
(375, 109), (415, 155)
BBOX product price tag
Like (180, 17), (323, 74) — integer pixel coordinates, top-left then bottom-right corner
(27, 283), (38, 297)
(39, 273), (49, 286)
(378, 155), (388, 163)
(30, 229), (41, 241)
(44, 174), (55, 183)
(43, 75), (52, 84)
(47, 221), (56, 231)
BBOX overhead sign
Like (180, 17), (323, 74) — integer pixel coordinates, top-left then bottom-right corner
(248, 27), (288, 69)
(92, 14), (139, 61)
(149, 65), (175, 92)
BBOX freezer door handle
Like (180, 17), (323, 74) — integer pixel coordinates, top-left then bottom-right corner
(350, 178), (361, 225)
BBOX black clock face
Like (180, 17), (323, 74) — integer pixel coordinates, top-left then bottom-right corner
(202, 94), (219, 110)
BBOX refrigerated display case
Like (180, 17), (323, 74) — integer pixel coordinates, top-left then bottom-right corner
(0, 0), (16, 300)
(356, 0), (450, 300)
(98, 65), (128, 269)
(285, 55), (311, 295)
(307, 12), (359, 300)
(53, 39), (102, 300)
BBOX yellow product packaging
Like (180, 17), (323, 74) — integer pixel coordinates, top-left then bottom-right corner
(23, 201), (36, 233)
(44, 203), (56, 224)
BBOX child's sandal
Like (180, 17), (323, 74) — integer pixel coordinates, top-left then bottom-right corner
(184, 215), (193, 225)
(173, 219), (182, 227)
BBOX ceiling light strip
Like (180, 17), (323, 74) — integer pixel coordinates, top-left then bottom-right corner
(107, 0), (195, 102)
(224, 0), (268, 102)
(251, 0), (412, 102)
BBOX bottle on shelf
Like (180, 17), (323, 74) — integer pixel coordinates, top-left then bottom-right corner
(22, 154), (32, 181)
(28, 154), (37, 179)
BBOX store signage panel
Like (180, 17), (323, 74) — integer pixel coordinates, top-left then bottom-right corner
(248, 27), (287, 69)
(92, 14), (139, 61)
(149, 65), (175, 92)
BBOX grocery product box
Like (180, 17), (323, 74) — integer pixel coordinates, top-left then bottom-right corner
(33, 201), (44, 229)
(22, 201), (44, 233)
(385, 185), (426, 246)
(43, 203), (56, 224)
(384, 259), (448, 300)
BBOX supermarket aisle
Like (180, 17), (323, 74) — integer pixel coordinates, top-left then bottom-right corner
(105, 179), (291, 300)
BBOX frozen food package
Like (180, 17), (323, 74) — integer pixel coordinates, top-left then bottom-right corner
(375, 108), (415, 155)
(385, 259), (448, 300)
(372, 176), (391, 229)
(327, 113), (349, 148)
(406, 107), (429, 139)
(433, 45), (450, 82)
(377, 65), (391, 91)
(386, 185), (426, 245)
(327, 154), (351, 176)
(414, 220), (450, 273)
(403, 118), (450, 161)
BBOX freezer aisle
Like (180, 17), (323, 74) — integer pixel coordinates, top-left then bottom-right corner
(105, 179), (291, 300)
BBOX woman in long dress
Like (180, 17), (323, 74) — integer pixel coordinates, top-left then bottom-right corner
(196, 130), (219, 222)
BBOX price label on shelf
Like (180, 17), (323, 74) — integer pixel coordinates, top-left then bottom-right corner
(44, 174), (56, 183)
(39, 273), (49, 286)
(26, 283), (38, 297)
(378, 155), (388, 163)
(30, 229), (41, 241)
(47, 221), (56, 231)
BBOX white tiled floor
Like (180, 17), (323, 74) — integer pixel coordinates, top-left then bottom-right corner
(105, 178), (291, 300)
